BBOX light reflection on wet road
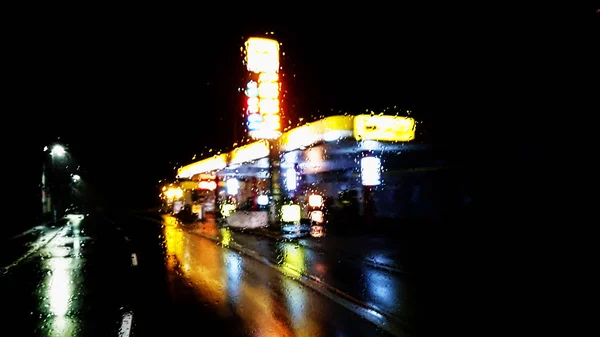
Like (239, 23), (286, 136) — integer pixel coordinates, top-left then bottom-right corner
(191, 216), (416, 328)
(39, 224), (83, 336)
(162, 219), (393, 337)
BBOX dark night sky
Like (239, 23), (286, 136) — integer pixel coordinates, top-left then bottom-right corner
(7, 7), (589, 214)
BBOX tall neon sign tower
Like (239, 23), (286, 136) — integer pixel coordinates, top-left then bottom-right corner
(243, 37), (281, 139)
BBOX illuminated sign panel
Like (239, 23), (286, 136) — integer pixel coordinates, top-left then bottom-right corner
(353, 115), (416, 142)
(244, 37), (282, 139)
(245, 38), (279, 73)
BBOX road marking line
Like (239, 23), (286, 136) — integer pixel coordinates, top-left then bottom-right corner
(131, 253), (138, 266)
(118, 312), (133, 337)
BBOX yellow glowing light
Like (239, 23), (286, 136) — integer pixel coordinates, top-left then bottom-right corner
(179, 180), (199, 190)
(258, 72), (278, 82)
(259, 98), (280, 115)
(264, 120), (280, 131)
(258, 81), (279, 99)
(198, 181), (217, 190)
(249, 129), (281, 140)
(221, 227), (231, 247)
(177, 154), (228, 179)
(280, 125), (316, 151)
(164, 187), (183, 200)
(192, 204), (202, 214)
(229, 140), (270, 165)
(281, 243), (306, 278)
(263, 115), (280, 129)
(221, 203), (236, 217)
(353, 115), (416, 142)
(281, 204), (301, 222)
(245, 37), (279, 73)
(278, 115), (354, 152)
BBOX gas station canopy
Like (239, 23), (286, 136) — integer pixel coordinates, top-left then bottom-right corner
(176, 114), (416, 179)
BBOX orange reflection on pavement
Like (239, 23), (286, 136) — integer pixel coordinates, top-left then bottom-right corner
(234, 282), (293, 337)
(162, 217), (298, 336)
(162, 214), (179, 227)
(183, 231), (228, 314)
(196, 217), (220, 238)
(163, 219), (185, 271)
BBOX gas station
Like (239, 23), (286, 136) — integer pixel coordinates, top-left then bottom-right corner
(160, 36), (420, 236)
(168, 112), (417, 234)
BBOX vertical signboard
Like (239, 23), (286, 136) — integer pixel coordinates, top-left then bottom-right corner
(243, 37), (281, 139)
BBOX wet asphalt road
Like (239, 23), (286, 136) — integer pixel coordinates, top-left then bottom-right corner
(185, 216), (417, 327)
(123, 213), (401, 337)
(0, 214), (132, 336)
(0, 213), (410, 336)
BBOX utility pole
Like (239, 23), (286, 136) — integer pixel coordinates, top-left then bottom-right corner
(267, 139), (282, 227)
(41, 163), (51, 220)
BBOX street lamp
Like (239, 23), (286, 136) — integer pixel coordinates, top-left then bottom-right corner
(50, 144), (66, 157)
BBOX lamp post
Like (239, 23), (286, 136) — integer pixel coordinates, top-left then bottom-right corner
(42, 144), (68, 222)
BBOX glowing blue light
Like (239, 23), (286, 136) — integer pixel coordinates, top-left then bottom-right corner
(247, 114), (262, 130)
(245, 81), (259, 97)
(247, 114), (262, 123)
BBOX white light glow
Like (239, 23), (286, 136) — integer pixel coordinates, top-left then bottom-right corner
(360, 156), (381, 186)
(51, 145), (66, 157)
(285, 168), (297, 191)
(257, 195), (269, 206)
(226, 178), (239, 195)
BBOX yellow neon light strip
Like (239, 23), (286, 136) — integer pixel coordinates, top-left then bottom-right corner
(176, 153), (228, 179)
(278, 115), (354, 152)
(229, 140), (270, 165)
